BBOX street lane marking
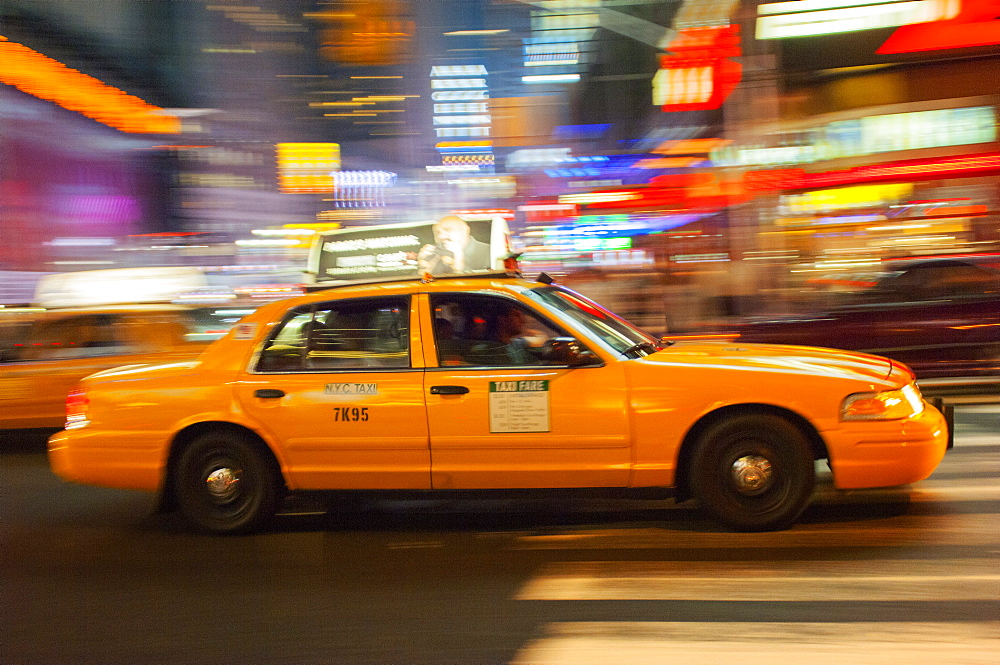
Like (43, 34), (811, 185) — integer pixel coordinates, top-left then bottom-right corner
(510, 622), (1000, 665)
(515, 560), (1000, 601)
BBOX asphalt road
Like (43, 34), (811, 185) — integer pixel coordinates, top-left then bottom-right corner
(3, 407), (998, 665)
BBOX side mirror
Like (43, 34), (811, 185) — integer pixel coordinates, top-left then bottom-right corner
(543, 337), (600, 367)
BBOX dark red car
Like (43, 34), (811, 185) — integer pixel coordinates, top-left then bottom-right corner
(728, 255), (1000, 395)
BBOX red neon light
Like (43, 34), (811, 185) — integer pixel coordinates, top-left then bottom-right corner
(878, 0), (1000, 53)
(658, 26), (742, 112)
(923, 204), (988, 216)
(745, 153), (1000, 191)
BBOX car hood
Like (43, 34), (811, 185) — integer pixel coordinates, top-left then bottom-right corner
(641, 341), (907, 385)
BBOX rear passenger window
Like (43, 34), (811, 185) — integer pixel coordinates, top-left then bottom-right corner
(256, 297), (410, 372)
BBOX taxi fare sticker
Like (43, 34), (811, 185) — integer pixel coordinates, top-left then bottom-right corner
(232, 323), (258, 340)
(489, 380), (550, 433)
(325, 383), (378, 396)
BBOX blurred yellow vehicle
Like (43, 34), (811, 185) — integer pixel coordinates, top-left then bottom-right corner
(0, 304), (218, 429)
(49, 271), (949, 533)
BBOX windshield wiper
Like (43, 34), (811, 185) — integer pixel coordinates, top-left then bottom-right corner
(620, 341), (661, 358)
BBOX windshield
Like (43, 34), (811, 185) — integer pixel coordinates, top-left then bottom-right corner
(527, 285), (663, 357)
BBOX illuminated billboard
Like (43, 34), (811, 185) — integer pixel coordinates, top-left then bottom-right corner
(307, 217), (510, 282)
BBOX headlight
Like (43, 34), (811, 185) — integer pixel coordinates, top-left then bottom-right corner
(841, 383), (924, 421)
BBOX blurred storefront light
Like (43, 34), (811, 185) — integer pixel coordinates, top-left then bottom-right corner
(430, 78), (488, 89)
(430, 66), (493, 172)
(779, 183), (915, 214)
(235, 239), (300, 247)
(522, 73), (581, 83)
(559, 191), (640, 205)
(251, 228), (318, 237)
(713, 105), (996, 167)
(444, 29), (509, 36)
(507, 148), (573, 169)
(426, 164), (482, 172)
(431, 90), (489, 101)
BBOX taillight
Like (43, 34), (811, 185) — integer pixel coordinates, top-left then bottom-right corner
(66, 387), (90, 430)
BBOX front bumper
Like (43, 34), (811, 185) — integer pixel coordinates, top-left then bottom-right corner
(824, 402), (950, 490)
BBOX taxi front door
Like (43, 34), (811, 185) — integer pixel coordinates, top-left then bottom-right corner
(419, 294), (631, 490)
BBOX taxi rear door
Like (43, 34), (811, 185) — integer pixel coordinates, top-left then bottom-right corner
(419, 292), (631, 490)
(235, 295), (430, 490)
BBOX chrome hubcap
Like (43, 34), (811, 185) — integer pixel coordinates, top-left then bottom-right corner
(731, 455), (773, 494)
(205, 467), (240, 500)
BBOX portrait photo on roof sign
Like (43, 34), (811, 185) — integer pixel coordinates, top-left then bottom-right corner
(308, 215), (509, 282)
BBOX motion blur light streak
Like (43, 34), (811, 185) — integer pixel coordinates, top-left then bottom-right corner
(745, 153), (1000, 191)
(756, 0), (958, 38)
(878, 0), (1000, 52)
(0, 36), (180, 133)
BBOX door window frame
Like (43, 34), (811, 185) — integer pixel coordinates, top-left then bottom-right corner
(423, 291), (596, 370)
(250, 295), (414, 374)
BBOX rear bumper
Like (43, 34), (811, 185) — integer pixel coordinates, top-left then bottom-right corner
(48, 429), (162, 492)
(824, 403), (950, 489)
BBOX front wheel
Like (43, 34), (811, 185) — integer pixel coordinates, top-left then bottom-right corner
(174, 431), (283, 534)
(690, 414), (815, 531)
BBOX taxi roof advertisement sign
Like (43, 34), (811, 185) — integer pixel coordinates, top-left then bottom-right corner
(307, 216), (510, 282)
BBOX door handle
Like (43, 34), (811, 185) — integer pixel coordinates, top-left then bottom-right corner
(430, 385), (469, 395)
(254, 389), (285, 399)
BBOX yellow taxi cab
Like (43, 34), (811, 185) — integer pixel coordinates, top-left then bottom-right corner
(48, 271), (950, 533)
(0, 304), (219, 429)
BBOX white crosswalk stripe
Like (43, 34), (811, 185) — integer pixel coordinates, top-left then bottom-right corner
(513, 511), (1000, 549)
(511, 622), (1000, 665)
(515, 559), (1000, 601)
(510, 418), (998, 664)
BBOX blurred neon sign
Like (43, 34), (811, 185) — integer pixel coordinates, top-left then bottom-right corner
(653, 26), (741, 112)
(745, 152), (1000, 191)
(0, 36), (179, 134)
(779, 183), (915, 213)
(756, 0), (959, 39)
(878, 0), (1000, 52)
(275, 143), (341, 193)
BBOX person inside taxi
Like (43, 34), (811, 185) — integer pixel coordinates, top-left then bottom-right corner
(465, 304), (542, 366)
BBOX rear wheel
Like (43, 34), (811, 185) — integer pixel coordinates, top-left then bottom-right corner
(174, 431), (283, 534)
(690, 414), (815, 531)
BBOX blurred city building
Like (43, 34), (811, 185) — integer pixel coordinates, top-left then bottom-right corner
(0, 0), (997, 336)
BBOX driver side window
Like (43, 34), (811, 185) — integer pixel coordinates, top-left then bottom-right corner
(430, 294), (563, 368)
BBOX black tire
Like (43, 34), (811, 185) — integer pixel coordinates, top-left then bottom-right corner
(174, 430), (283, 534)
(690, 413), (815, 531)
